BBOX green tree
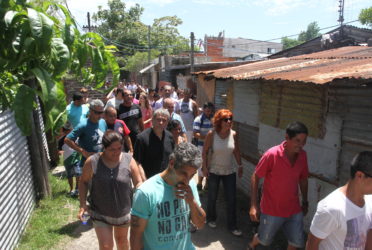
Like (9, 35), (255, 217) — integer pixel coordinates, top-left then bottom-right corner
(92, 0), (190, 75)
(298, 22), (320, 42)
(0, 0), (119, 136)
(281, 21), (321, 49)
(359, 7), (372, 27)
(124, 50), (161, 72)
(281, 37), (302, 50)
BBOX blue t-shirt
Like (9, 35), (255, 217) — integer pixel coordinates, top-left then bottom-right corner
(66, 118), (107, 153)
(131, 174), (200, 250)
(66, 102), (89, 128)
(193, 114), (213, 146)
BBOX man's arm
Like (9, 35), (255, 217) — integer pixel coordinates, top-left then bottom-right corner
(64, 137), (91, 159)
(299, 178), (309, 215)
(130, 215), (148, 250)
(249, 173), (260, 222)
(124, 135), (134, 153)
(192, 101), (199, 118)
(305, 232), (322, 250)
(175, 183), (206, 229)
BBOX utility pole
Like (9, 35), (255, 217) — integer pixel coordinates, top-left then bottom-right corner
(83, 12), (97, 32)
(190, 32), (195, 74)
(338, 0), (344, 26)
(148, 25), (151, 65)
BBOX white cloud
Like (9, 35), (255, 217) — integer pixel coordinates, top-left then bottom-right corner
(253, 0), (325, 16)
(144, 0), (179, 5)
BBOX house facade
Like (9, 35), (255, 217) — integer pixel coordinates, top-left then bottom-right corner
(194, 46), (372, 229)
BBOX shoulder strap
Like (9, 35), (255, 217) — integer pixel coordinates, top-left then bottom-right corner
(90, 153), (100, 174)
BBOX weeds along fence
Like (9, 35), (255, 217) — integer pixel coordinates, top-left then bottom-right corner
(0, 99), (50, 249)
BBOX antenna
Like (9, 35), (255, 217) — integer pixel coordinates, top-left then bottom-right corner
(338, 0), (344, 26)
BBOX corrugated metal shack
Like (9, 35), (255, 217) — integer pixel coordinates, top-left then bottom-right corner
(194, 46), (372, 229)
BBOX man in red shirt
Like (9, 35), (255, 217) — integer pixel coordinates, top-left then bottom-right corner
(249, 121), (309, 250)
(104, 107), (133, 153)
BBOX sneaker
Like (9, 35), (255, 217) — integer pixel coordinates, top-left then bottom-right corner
(71, 189), (79, 197)
(208, 221), (217, 228)
(231, 229), (242, 237)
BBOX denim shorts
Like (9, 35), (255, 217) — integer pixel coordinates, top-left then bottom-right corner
(65, 162), (82, 178)
(257, 212), (304, 248)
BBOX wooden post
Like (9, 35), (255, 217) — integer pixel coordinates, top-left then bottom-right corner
(25, 79), (51, 199)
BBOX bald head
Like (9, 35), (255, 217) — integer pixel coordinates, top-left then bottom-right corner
(163, 98), (174, 115)
(104, 106), (117, 125)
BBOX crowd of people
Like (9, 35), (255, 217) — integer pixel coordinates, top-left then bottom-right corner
(57, 81), (372, 250)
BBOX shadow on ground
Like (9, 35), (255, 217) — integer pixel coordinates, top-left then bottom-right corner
(192, 188), (295, 250)
(52, 219), (93, 239)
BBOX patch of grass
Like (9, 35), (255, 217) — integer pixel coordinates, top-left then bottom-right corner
(17, 172), (80, 250)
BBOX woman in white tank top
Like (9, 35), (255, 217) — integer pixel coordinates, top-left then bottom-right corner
(202, 109), (243, 236)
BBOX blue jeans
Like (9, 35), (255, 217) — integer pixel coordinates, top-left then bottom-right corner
(257, 212), (305, 248)
(207, 173), (237, 230)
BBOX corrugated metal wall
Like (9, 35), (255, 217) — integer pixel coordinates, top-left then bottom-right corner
(233, 80), (260, 163)
(260, 81), (326, 138)
(215, 79), (233, 111)
(0, 110), (35, 249)
(36, 98), (50, 161)
(329, 83), (372, 185)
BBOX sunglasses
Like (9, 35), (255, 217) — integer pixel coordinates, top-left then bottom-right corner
(223, 117), (233, 122)
(90, 109), (104, 115)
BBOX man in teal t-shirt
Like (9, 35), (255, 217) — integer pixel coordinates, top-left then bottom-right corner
(66, 92), (89, 128)
(130, 143), (206, 250)
(65, 99), (107, 167)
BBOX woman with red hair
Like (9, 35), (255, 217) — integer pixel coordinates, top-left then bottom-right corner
(202, 109), (243, 236)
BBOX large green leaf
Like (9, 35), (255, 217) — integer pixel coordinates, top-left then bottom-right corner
(105, 50), (120, 85)
(63, 24), (75, 47)
(31, 67), (55, 111)
(12, 84), (35, 136)
(27, 8), (53, 53)
(51, 38), (70, 77)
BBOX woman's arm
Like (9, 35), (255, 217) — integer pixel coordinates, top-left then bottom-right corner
(232, 130), (243, 178)
(78, 157), (94, 220)
(202, 130), (213, 177)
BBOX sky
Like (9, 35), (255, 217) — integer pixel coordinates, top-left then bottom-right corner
(66, 0), (371, 44)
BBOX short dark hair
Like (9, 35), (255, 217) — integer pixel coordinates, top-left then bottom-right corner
(102, 130), (123, 149)
(350, 151), (372, 178)
(286, 121), (308, 139)
(72, 92), (83, 101)
(203, 102), (214, 110)
(116, 87), (124, 96)
(167, 119), (181, 132)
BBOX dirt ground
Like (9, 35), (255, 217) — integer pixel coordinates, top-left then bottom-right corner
(53, 167), (290, 250)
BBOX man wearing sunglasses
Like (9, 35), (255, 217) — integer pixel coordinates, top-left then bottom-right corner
(306, 151), (372, 250)
(65, 99), (108, 194)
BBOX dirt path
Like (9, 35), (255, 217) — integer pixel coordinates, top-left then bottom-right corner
(53, 167), (288, 250)
(58, 191), (255, 250)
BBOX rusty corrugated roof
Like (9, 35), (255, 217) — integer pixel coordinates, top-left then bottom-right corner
(195, 46), (372, 84)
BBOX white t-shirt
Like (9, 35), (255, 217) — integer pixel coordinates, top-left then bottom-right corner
(310, 189), (372, 250)
(105, 98), (123, 110)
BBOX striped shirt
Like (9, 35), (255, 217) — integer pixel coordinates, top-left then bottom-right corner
(193, 114), (213, 146)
